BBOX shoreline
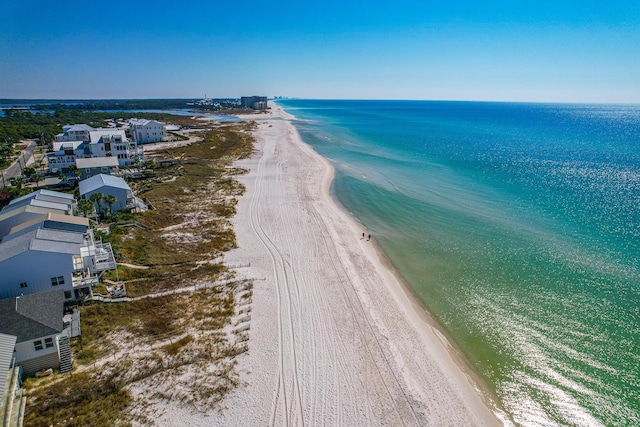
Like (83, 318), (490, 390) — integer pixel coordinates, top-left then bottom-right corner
(286, 106), (505, 424)
(322, 160), (509, 423)
(156, 103), (502, 425)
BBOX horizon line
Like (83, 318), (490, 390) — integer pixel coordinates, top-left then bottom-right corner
(1, 97), (638, 106)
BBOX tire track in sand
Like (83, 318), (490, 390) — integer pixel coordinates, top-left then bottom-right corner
(249, 130), (304, 427)
(291, 123), (422, 426)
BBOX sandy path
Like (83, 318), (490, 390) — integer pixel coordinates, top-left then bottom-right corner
(157, 105), (501, 426)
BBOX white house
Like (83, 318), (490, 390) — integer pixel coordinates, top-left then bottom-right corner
(0, 224), (115, 301)
(49, 125), (144, 171)
(79, 174), (147, 214)
(86, 130), (143, 167)
(55, 124), (94, 142)
(0, 291), (73, 376)
(47, 140), (84, 173)
(129, 119), (167, 144)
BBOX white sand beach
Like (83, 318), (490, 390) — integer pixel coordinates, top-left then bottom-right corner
(157, 104), (501, 426)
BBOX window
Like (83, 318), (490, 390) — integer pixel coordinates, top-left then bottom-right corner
(20, 282), (27, 288)
(51, 276), (65, 286)
(64, 291), (72, 299)
(45, 338), (54, 348)
(34, 340), (43, 351)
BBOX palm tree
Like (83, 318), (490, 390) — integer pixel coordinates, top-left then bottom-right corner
(34, 159), (45, 175)
(78, 199), (94, 217)
(30, 171), (42, 188)
(89, 192), (104, 218)
(22, 166), (36, 181)
(10, 176), (24, 189)
(104, 194), (117, 216)
(69, 165), (81, 185)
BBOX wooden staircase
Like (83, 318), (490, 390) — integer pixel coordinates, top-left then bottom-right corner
(58, 336), (72, 374)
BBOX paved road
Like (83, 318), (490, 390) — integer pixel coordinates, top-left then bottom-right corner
(1, 140), (38, 185)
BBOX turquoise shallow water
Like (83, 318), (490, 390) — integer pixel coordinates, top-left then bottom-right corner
(279, 100), (640, 426)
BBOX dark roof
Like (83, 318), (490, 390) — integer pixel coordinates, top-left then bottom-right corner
(0, 290), (64, 342)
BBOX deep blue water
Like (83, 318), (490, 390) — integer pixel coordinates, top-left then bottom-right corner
(279, 100), (640, 426)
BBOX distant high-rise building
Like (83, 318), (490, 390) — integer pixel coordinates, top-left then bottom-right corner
(240, 96), (268, 110)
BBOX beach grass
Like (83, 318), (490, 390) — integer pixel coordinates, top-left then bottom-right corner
(23, 372), (131, 427)
(22, 119), (255, 425)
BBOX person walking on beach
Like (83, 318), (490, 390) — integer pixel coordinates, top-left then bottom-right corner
(362, 232), (365, 239)
(368, 234), (371, 241)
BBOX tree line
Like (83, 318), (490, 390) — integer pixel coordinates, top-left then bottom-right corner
(1, 98), (243, 112)
(0, 109), (174, 145)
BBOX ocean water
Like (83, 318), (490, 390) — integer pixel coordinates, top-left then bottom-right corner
(278, 100), (640, 426)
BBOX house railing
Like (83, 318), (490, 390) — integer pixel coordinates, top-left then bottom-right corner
(72, 275), (99, 288)
(0, 357), (19, 427)
(94, 241), (116, 271)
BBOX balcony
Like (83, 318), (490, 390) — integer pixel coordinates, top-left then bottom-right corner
(94, 241), (116, 271)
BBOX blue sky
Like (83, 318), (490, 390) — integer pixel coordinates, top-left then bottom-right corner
(1, 0), (639, 102)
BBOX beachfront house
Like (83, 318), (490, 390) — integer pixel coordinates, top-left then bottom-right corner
(75, 157), (120, 180)
(129, 119), (167, 144)
(86, 129), (143, 167)
(55, 124), (94, 143)
(0, 290), (73, 376)
(49, 124), (145, 171)
(79, 174), (147, 214)
(47, 140), (84, 173)
(0, 221), (115, 301)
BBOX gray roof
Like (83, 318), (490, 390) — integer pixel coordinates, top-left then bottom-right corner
(33, 228), (86, 244)
(30, 239), (81, 256)
(0, 228), (84, 263)
(0, 290), (64, 342)
(0, 231), (33, 263)
(1, 198), (71, 215)
(7, 214), (88, 238)
(52, 140), (84, 151)
(63, 124), (94, 132)
(130, 119), (164, 126)
(9, 190), (74, 206)
(79, 173), (131, 196)
(2, 225), (85, 245)
(0, 206), (49, 222)
(88, 129), (127, 144)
